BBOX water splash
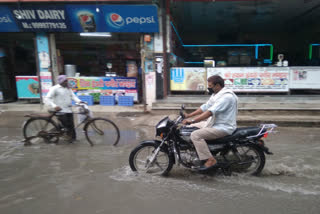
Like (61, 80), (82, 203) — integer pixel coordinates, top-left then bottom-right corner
(108, 166), (243, 198)
(263, 159), (320, 180)
(219, 174), (320, 196)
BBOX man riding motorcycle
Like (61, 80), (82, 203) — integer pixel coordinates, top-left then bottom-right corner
(182, 75), (238, 171)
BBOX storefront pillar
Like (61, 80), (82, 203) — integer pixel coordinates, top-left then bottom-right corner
(34, 33), (53, 103)
(161, 0), (169, 99)
(49, 34), (59, 84)
(142, 35), (156, 111)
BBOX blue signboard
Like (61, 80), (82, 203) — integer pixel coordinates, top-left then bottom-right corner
(10, 5), (71, 32)
(101, 5), (159, 32)
(0, 6), (19, 32)
(0, 4), (159, 33)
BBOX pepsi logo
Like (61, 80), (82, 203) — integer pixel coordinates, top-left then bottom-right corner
(107, 13), (124, 28)
(0, 15), (12, 23)
(81, 15), (93, 24)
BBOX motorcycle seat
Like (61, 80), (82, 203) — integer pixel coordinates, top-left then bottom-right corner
(206, 127), (267, 144)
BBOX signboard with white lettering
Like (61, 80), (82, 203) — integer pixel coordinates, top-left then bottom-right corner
(10, 6), (71, 32)
(100, 5), (159, 32)
(0, 4), (159, 33)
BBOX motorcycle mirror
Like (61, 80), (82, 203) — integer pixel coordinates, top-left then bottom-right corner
(180, 104), (185, 118)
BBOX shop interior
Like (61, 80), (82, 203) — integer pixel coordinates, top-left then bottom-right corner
(170, 1), (320, 67)
(55, 33), (141, 78)
(0, 33), (36, 101)
(0, 32), (142, 102)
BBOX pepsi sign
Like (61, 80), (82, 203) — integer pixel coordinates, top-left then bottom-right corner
(66, 5), (105, 32)
(0, 6), (19, 32)
(101, 5), (159, 32)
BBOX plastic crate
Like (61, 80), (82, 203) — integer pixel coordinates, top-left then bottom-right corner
(118, 96), (134, 106)
(78, 95), (94, 106)
(100, 96), (115, 106)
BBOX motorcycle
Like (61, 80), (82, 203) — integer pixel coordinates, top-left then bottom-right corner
(129, 105), (277, 176)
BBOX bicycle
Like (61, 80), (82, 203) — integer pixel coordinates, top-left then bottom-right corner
(22, 103), (120, 146)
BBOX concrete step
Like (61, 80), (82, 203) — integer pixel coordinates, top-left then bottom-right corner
(151, 95), (320, 115)
(237, 115), (320, 127)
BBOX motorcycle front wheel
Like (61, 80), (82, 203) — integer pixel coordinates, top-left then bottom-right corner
(129, 142), (174, 176)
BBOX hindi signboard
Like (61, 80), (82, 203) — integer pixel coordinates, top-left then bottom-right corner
(207, 67), (289, 92)
(67, 77), (138, 101)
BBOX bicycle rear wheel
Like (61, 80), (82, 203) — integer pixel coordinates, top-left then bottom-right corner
(23, 118), (59, 144)
(85, 118), (120, 146)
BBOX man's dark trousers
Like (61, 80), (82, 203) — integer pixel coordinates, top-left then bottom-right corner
(57, 113), (76, 141)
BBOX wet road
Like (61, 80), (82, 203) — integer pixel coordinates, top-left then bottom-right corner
(0, 112), (320, 214)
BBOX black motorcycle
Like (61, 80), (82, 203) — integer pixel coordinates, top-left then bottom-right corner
(129, 105), (277, 176)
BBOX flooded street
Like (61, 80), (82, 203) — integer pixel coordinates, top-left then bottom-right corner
(0, 113), (320, 214)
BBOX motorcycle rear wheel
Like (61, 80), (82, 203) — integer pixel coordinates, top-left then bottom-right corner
(129, 142), (174, 176)
(229, 144), (265, 176)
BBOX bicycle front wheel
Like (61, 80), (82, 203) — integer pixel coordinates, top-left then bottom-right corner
(23, 118), (59, 144)
(85, 118), (120, 146)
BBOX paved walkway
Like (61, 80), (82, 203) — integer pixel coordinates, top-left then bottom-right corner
(1, 95), (320, 127)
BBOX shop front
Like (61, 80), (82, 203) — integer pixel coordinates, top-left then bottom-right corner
(169, 28), (320, 95)
(55, 32), (142, 102)
(0, 3), (160, 105)
(0, 32), (40, 102)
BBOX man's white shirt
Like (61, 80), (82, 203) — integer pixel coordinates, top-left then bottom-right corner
(45, 84), (81, 113)
(200, 88), (238, 135)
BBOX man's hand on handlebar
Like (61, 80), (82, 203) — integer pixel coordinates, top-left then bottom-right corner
(182, 119), (193, 125)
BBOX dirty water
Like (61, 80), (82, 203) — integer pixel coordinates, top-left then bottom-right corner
(0, 117), (320, 213)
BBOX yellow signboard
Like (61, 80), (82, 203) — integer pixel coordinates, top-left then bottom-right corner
(170, 68), (207, 91)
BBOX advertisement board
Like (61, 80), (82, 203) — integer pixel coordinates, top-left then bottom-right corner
(207, 67), (289, 92)
(65, 5), (105, 32)
(68, 77), (138, 101)
(68, 77), (137, 90)
(15, 76), (40, 99)
(289, 67), (320, 89)
(36, 34), (53, 97)
(170, 67), (206, 91)
(0, 4), (159, 33)
(101, 5), (159, 32)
